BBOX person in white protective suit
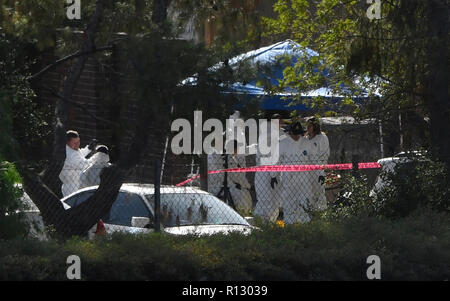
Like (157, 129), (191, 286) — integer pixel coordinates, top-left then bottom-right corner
(207, 151), (225, 197)
(59, 130), (97, 197)
(79, 145), (111, 189)
(253, 114), (287, 222)
(276, 121), (312, 224)
(306, 117), (330, 211)
(226, 140), (253, 214)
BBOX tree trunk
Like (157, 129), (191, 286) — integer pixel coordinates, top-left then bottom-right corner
(427, 1), (450, 168)
(152, 0), (168, 28)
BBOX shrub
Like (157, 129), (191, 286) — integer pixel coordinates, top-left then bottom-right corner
(372, 158), (450, 218)
(0, 210), (448, 281)
(0, 161), (29, 239)
(324, 156), (450, 220)
(324, 172), (374, 220)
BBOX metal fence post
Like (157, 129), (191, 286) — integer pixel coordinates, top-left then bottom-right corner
(200, 154), (208, 191)
(154, 160), (161, 232)
(223, 154), (236, 210)
(352, 154), (360, 177)
(224, 154), (229, 203)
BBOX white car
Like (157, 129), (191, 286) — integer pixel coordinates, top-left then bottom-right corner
(60, 183), (256, 238)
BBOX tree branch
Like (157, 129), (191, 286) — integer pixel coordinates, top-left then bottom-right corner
(41, 85), (115, 126)
(29, 45), (114, 83)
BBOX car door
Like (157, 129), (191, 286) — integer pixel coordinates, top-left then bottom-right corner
(64, 190), (154, 236)
(101, 191), (154, 234)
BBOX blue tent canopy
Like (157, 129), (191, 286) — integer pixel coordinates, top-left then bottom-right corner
(181, 40), (373, 111)
(223, 40), (369, 111)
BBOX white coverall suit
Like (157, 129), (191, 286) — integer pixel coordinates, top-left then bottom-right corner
(207, 153), (225, 197)
(307, 133), (330, 210)
(278, 136), (312, 224)
(253, 124), (286, 222)
(79, 152), (111, 189)
(227, 154), (252, 214)
(59, 145), (91, 197)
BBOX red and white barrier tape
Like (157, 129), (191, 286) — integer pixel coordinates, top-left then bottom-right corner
(176, 162), (381, 186)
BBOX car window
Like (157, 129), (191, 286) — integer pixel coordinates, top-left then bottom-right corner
(105, 192), (152, 227)
(64, 191), (95, 207)
(64, 190), (153, 227)
(146, 193), (249, 227)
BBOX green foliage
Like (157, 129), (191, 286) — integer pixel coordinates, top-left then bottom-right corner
(0, 91), (16, 160)
(0, 31), (25, 161)
(0, 161), (29, 240)
(325, 172), (375, 220)
(0, 210), (449, 280)
(0, 31), (53, 165)
(262, 0), (445, 142)
(373, 159), (450, 218)
(0, 31), (38, 240)
(325, 156), (450, 220)
(0, 0), (66, 49)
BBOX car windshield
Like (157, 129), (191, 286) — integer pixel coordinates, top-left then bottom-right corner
(145, 193), (249, 228)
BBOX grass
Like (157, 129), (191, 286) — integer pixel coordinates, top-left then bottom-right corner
(0, 209), (448, 280)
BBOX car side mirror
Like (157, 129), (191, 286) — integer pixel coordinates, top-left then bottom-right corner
(131, 217), (153, 228)
(244, 216), (255, 226)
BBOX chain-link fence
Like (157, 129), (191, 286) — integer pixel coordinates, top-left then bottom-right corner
(202, 153), (360, 224)
(21, 142), (384, 240)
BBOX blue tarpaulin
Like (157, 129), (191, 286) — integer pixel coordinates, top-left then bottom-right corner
(222, 40), (369, 111)
(182, 40), (372, 111)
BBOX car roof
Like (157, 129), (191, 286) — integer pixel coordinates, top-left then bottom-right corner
(377, 151), (427, 166)
(64, 183), (209, 199)
(377, 156), (408, 165)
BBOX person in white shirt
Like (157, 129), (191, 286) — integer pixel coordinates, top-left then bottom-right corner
(59, 130), (97, 197)
(306, 117), (330, 211)
(276, 121), (312, 224)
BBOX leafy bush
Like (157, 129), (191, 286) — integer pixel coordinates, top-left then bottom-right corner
(324, 172), (374, 220)
(0, 161), (29, 240)
(372, 158), (450, 218)
(0, 210), (448, 280)
(325, 157), (450, 220)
